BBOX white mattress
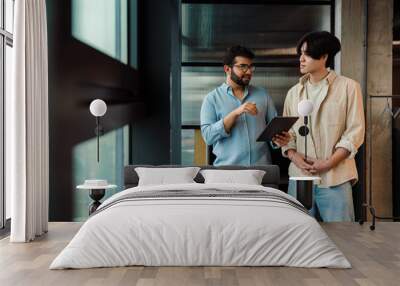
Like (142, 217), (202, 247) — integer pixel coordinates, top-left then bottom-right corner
(50, 183), (351, 269)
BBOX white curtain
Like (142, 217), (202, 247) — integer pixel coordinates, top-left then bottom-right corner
(7, 0), (49, 242)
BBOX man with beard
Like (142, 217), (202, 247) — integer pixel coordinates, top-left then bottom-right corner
(200, 45), (290, 166)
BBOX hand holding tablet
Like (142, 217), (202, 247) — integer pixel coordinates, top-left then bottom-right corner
(257, 116), (299, 142)
(272, 131), (292, 147)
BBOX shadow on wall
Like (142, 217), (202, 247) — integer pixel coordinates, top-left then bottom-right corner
(47, 0), (146, 221)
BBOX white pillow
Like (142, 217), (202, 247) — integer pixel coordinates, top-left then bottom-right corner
(135, 167), (201, 186)
(200, 169), (266, 185)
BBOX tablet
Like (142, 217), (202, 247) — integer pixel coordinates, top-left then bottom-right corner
(256, 116), (299, 142)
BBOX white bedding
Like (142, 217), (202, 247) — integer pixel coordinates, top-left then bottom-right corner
(50, 183), (351, 269)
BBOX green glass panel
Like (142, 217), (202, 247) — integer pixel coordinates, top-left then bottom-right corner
(72, 0), (128, 64)
(182, 4), (331, 63)
(129, 0), (138, 69)
(181, 66), (299, 125)
(181, 129), (195, 165)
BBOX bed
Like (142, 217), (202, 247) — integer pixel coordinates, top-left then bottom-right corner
(50, 165), (351, 269)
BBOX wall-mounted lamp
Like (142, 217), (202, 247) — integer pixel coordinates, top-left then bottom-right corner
(89, 99), (107, 162)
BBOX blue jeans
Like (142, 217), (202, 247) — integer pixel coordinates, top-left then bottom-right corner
(287, 180), (355, 222)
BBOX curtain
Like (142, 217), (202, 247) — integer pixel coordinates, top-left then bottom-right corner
(7, 0), (49, 242)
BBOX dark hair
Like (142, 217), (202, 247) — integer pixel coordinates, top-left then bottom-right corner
(296, 31), (341, 67)
(223, 45), (255, 66)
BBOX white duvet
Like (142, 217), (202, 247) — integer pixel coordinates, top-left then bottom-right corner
(50, 183), (351, 269)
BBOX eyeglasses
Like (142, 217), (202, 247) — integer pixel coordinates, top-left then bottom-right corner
(231, 64), (256, 73)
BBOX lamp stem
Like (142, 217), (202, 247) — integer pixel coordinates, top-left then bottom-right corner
(305, 131), (307, 161)
(304, 116), (308, 161)
(96, 117), (100, 162)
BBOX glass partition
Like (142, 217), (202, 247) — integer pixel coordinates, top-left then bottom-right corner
(182, 3), (331, 63)
(180, 1), (333, 165)
(182, 66), (299, 125)
(1, 0), (14, 229)
(72, 0), (128, 64)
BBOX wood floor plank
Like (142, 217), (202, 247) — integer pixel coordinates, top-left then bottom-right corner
(1, 222), (400, 286)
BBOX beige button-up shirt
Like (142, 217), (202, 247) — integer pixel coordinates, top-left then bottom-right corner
(282, 71), (365, 188)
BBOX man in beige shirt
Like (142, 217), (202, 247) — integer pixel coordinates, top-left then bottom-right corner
(282, 31), (365, 222)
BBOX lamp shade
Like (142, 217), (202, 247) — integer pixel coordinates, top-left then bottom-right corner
(297, 99), (314, 116)
(89, 99), (107, 117)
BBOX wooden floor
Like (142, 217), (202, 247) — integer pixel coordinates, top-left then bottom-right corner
(0, 222), (399, 286)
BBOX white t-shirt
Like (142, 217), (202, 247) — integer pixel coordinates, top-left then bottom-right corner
(305, 78), (328, 103)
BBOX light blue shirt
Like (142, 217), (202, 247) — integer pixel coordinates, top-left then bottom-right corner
(200, 83), (277, 166)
